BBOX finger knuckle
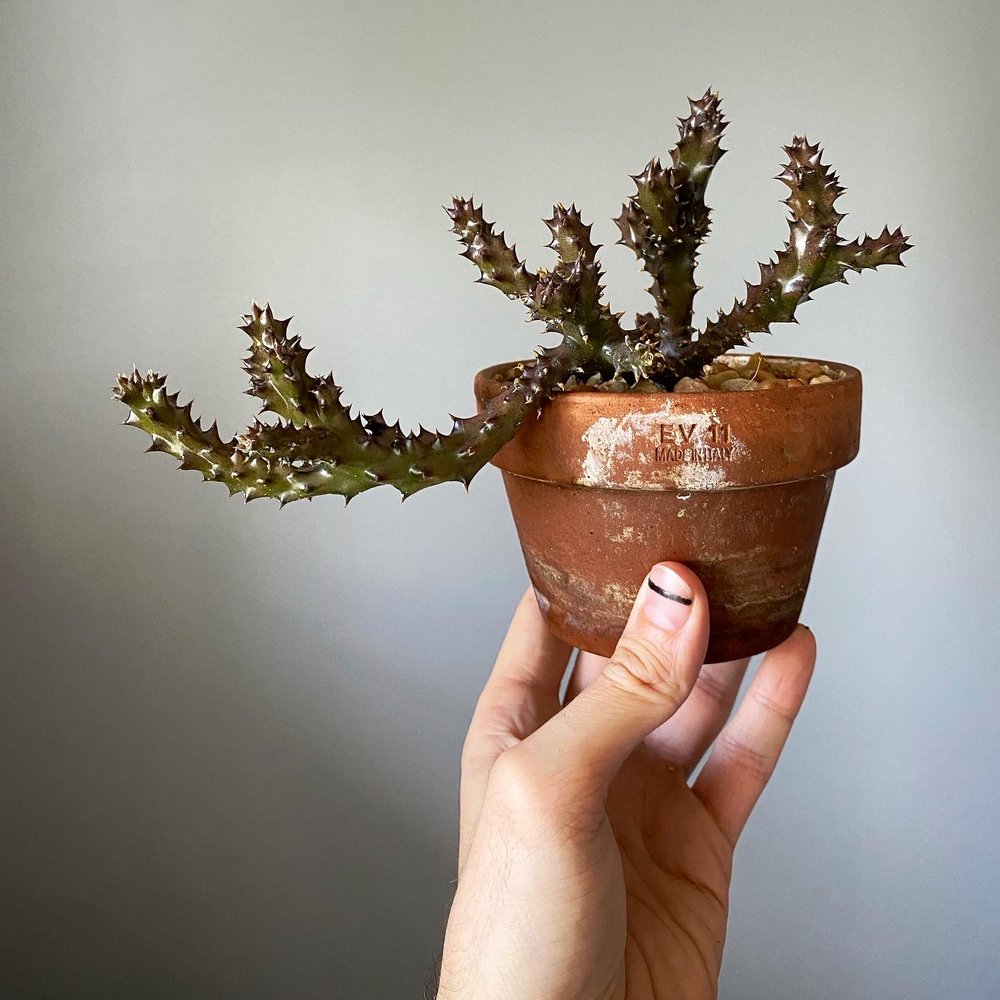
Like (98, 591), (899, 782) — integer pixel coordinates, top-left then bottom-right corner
(751, 688), (799, 725)
(460, 714), (519, 776)
(488, 748), (604, 841)
(486, 746), (551, 815)
(696, 668), (734, 709)
(717, 732), (776, 784)
(459, 738), (484, 776)
(604, 632), (684, 708)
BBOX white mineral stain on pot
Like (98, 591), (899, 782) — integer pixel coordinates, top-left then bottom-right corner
(667, 461), (732, 492)
(527, 554), (628, 631)
(579, 406), (746, 491)
(602, 581), (636, 614)
(608, 524), (635, 542)
(596, 495), (649, 544)
(580, 414), (637, 485)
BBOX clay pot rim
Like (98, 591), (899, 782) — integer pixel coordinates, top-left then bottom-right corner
(477, 354), (861, 403)
(475, 353), (863, 491)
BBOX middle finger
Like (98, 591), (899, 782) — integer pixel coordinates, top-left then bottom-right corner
(645, 657), (750, 774)
(566, 650), (749, 775)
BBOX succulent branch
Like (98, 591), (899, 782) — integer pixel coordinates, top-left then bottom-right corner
(688, 139), (911, 369)
(116, 370), (246, 492)
(115, 304), (582, 504)
(616, 90), (727, 364)
(115, 90), (910, 505)
(813, 226), (912, 289)
(446, 199), (535, 301)
(447, 199), (631, 376)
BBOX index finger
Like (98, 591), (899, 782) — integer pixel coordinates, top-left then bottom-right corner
(458, 587), (571, 868)
(467, 587), (572, 750)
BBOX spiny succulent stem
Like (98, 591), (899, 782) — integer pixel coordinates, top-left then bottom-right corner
(616, 90), (727, 356)
(115, 305), (583, 504)
(686, 138), (910, 370)
(115, 90), (910, 506)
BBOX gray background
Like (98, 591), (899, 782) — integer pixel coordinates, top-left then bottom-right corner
(2, 1), (998, 997)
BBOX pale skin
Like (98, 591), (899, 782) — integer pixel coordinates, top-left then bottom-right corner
(437, 562), (816, 1000)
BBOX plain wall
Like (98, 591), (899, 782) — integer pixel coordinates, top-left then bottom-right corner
(1, 1), (998, 997)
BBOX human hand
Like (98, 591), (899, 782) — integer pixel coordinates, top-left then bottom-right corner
(437, 562), (816, 1000)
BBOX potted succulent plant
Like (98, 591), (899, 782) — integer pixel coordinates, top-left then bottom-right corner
(115, 90), (909, 661)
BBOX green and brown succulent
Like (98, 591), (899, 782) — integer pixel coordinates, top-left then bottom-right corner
(115, 90), (910, 505)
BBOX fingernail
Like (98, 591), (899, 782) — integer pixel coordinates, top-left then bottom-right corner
(642, 564), (694, 631)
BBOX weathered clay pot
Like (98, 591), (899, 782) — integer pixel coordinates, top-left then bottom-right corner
(475, 356), (861, 663)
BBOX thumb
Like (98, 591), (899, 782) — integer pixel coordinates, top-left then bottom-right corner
(527, 563), (709, 794)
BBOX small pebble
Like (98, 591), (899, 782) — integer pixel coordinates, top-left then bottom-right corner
(719, 377), (764, 391)
(598, 378), (628, 392)
(632, 379), (664, 393)
(673, 377), (709, 393)
(794, 362), (823, 381)
(704, 369), (744, 389)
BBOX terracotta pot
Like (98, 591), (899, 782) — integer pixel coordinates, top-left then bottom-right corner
(475, 356), (861, 663)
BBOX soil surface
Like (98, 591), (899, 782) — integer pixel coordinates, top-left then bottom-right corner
(491, 353), (846, 394)
(668, 354), (845, 393)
